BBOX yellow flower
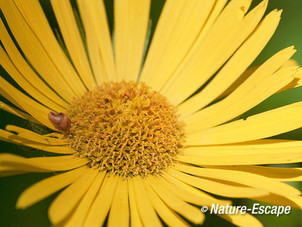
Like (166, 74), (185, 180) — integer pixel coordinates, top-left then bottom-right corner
(0, 0), (302, 226)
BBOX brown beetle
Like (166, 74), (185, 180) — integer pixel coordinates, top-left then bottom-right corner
(48, 112), (71, 131)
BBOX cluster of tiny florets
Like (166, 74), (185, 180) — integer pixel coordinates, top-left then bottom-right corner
(66, 81), (185, 178)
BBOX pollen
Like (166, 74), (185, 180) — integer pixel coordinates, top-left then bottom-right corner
(66, 81), (185, 178)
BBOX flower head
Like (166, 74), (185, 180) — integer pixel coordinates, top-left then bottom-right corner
(0, 0), (302, 226)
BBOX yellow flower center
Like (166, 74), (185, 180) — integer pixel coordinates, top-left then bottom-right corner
(66, 81), (185, 178)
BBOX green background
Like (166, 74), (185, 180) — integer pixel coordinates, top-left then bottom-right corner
(0, 0), (302, 226)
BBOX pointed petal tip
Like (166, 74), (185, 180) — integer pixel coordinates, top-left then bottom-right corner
(270, 9), (282, 17)
(283, 45), (296, 54)
(278, 9), (283, 16)
(258, 0), (268, 10)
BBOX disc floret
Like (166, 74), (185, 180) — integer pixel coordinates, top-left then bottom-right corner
(66, 81), (185, 178)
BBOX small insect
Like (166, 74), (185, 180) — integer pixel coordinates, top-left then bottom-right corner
(48, 112), (71, 131)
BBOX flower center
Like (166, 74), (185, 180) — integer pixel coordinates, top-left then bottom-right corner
(66, 81), (185, 178)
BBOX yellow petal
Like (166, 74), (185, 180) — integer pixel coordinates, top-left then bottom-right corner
(0, 1), (80, 102)
(140, 0), (216, 90)
(128, 178), (143, 227)
(0, 47), (66, 113)
(131, 177), (162, 227)
(84, 175), (119, 227)
(184, 47), (296, 133)
(219, 59), (300, 99)
(208, 166), (302, 182)
(77, 0), (116, 84)
(295, 68), (302, 86)
(174, 164), (301, 196)
(278, 67), (302, 92)
(48, 168), (98, 225)
(146, 176), (205, 225)
(161, 172), (232, 206)
(16, 166), (88, 209)
(0, 129), (73, 154)
(5, 125), (66, 145)
(0, 75), (55, 129)
(180, 144), (302, 165)
(196, 0), (228, 39)
(0, 154), (88, 172)
(168, 169), (268, 198)
(0, 19), (68, 109)
(186, 101), (302, 145)
(179, 9), (282, 117)
(114, 0), (150, 81)
(162, 0), (266, 105)
(254, 194), (302, 209)
(156, 174), (230, 207)
(51, 0), (96, 90)
(219, 212), (263, 227)
(0, 101), (38, 123)
(142, 179), (189, 227)
(63, 172), (105, 227)
(186, 139), (302, 148)
(12, 0), (87, 95)
(108, 179), (129, 227)
(0, 169), (26, 177)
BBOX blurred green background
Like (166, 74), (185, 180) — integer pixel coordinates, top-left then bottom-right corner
(0, 0), (302, 226)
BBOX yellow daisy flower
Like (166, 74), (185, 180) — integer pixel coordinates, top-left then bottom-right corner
(1, 0), (302, 226)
